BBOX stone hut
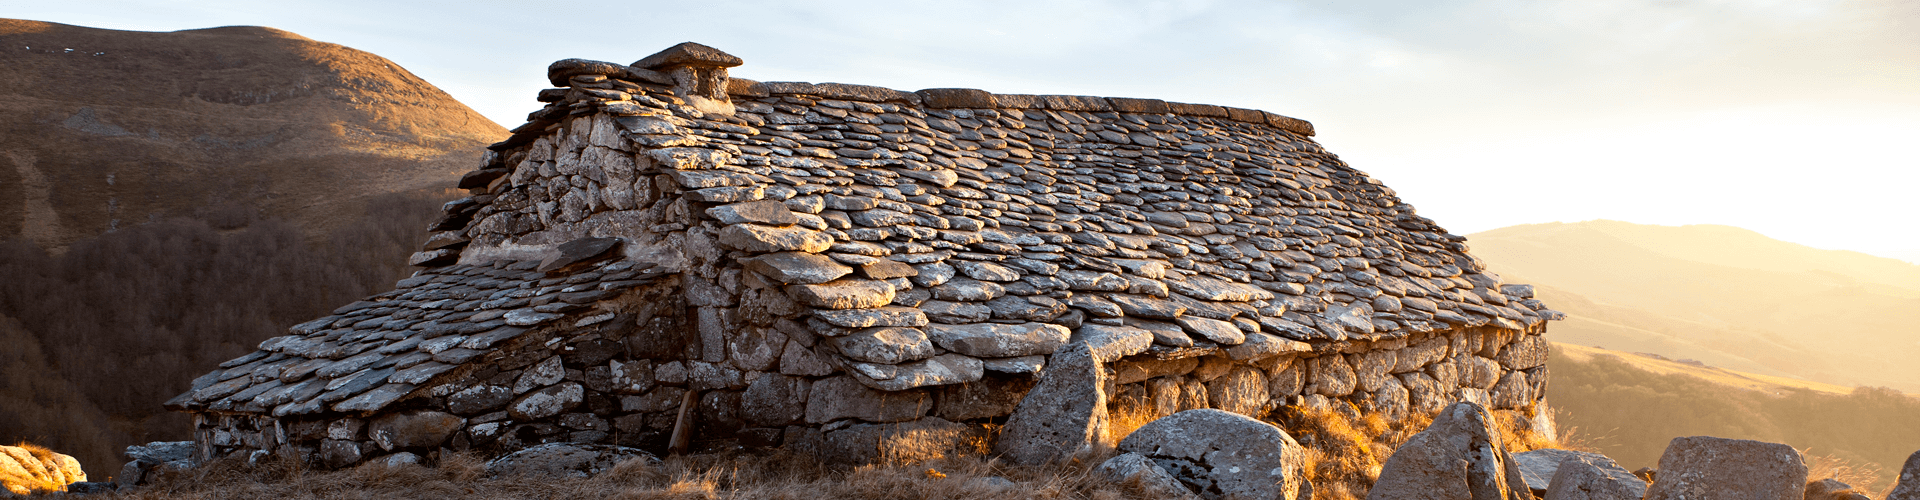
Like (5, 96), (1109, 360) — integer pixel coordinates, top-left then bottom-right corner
(166, 42), (1563, 468)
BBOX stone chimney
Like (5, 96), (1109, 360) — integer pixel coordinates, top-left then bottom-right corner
(632, 42), (742, 116)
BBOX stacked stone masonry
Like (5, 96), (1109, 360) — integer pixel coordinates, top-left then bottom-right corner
(171, 42), (1563, 468)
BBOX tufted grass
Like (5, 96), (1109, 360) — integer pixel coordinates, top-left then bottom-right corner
(81, 446), (1169, 500)
(1269, 402), (1572, 500)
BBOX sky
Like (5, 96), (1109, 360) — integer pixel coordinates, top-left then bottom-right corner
(12, 0), (1920, 257)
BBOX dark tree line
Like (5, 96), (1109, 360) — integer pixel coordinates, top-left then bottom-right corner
(0, 193), (443, 476)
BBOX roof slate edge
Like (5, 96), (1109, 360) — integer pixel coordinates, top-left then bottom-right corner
(728, 77), (1315, 137)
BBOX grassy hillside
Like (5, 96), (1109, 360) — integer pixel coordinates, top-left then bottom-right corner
(0, 19), (504, 249)
(1470, 220), (1920, 391)
(0, 193), (444, 479)
(1548, 344), (1920, 493)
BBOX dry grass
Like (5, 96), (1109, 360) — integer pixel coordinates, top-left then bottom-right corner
(1269, 402), (1567, 500)
(1805, 450), (1893, 498)
(75, 447), (1156, 500)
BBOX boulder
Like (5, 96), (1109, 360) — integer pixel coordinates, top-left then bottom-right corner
(1098, 452), (1198, 500)
(1535, 450), (1647, 500)
(830, 327), (936, 364)
(484, 443), (656, 478)
(1368, 402), (1530, 500)
(1513, 448), (1607, 494)
(1890, 449), (1920, 500)
(368, 410), (466, 450)
(1115, 408), (1307, 500)
(1642, 436), (1806, 500)
(1802, 478), (1871, 500)
(995, 342), (1106, 465)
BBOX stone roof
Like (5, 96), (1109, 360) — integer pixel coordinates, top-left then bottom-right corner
(165, 254), (670, 415)
(175, 44), (1562, 416)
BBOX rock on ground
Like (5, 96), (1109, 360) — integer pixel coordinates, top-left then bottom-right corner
(484, 443), (657, 478)
(1512, 448), (1609, 494)
(1367, 402), (1530, 500)
(1112, 408), (1307, 500)
(1802, 478), (1872, 500)
(1542, 451), (1647, 500)
(1642, 436), (1805, 500)
(994, 342), (1105, 465)
(1892, 449), (1920, 500)
(1098, 452), (1198, 500)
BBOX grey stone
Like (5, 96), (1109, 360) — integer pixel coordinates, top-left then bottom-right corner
(509, 383), (584, 420)
(779, 341), (836, 376)
(925, 322), (1071, 358)
(320, 439), (364, 469)
(851, 354), (985, 391)
(1113, 357), (1200, 385)
(1176, 315), (1246, 345)
(1371, 377), (1411, 421)
(743, 252), (853, 285)
(1367, 402), (1530, 500)
(706, 200), (799, 226)
(1512, 448), (1611, 495)
(954, 261), (1021, 282)
(813, 306), (929, 328)
(909, 261), (955, 287)
(786, 279), (896, 309)
(1542, 451), (1648, 500)
(1117, 409), (1306, 500)
(1165, 276), (1274, 302)
(741, 374), (808, 427)
(484, 443), (657, 478)
(1891, 449), (1920, 500)
(1126, 319), (1194, 347)
(1642, 436), (1806, 500)
(1490, 370), (1534, 409)
(1074, 324), (1153, 363)
(377, 452), (423, 467)
(804, 376), (931, 423)
(368, 410), (465, 451)
(1225, 332), (1310, 362)
(718, 224), (833, 253)
(830, 327), (936, 364)
(931, 278), (1005, 302)
(1499, 334), (1549, 370)
(983, 355), (1046, 374)
(933, 375), (1035, 421)
(995, 342), (1106, 466)
(860, 259), (918, 279)
(1311, 355), (1357, 396)
(921, 300), (991, 323)
(1355, 350), (1395, 392)
(1205, 366), (1269, 417)
(123, 441), (195, 464)
(1098, 452), (1197, 500)
(1108, 294), (1186, 319)
(536, 237), (620, 272)
(513, 356), (565, 394)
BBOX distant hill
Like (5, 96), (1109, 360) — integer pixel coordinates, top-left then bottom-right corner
(1469, 220), (1920, 391)
(0, 19), (505, 248)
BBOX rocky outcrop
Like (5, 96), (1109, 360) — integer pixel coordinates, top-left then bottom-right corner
(0, 444), (85, 494)
(1106, 409), (1308, 500)
(1367, 402), (1529, 500)
(1641, 436), (1806, 500)
(115, 441), (194, 490)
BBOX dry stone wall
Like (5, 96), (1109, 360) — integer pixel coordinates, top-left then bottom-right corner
(172, 42), (1562, 468)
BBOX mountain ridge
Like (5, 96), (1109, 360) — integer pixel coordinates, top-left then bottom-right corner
(0, 18), (506, 249)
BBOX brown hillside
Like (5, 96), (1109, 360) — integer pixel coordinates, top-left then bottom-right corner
(1469, 220), (1920, 391)
(0, 19), (506, 248)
